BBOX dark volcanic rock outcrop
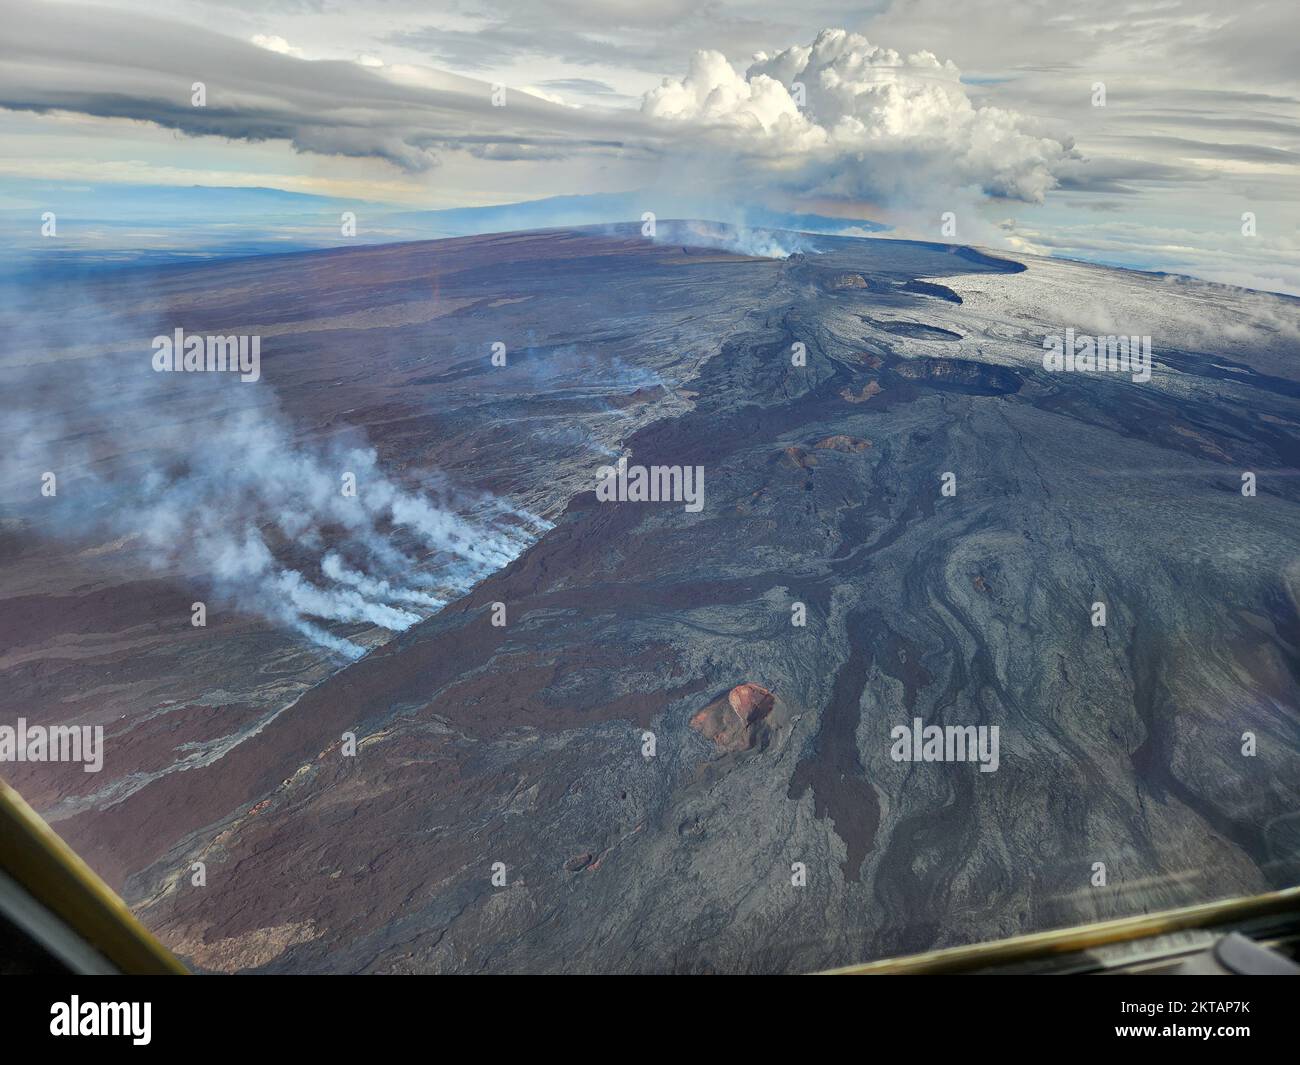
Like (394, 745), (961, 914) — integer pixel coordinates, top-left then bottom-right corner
(890, 356), (1021, 394)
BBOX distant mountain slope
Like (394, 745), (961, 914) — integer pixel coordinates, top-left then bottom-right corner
(0, 182), (886, 276)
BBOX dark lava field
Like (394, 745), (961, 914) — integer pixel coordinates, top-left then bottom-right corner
(3, 224), (1299, 972)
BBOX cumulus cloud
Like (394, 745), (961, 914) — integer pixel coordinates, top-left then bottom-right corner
(641, 28), (1079, 206)
(520, 85), (579, 109)
(251, 34), (305, 59)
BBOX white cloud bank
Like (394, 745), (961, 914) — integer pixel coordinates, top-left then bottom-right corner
(642, 29), (1078, 206)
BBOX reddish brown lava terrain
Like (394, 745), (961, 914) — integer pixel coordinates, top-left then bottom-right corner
(3, 225), (1300, 973)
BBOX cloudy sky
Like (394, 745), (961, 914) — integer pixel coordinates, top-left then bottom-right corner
(2, 0), (1298, 292)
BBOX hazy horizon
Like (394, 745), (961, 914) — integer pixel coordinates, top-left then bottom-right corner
(1, 0), (1297, 293)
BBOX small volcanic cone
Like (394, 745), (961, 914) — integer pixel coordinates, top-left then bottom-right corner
(813, 434), (872, 453)
(830, 273), (868, 290)
(840, 381), (883, 403)
(691, 683), (780, 753)
(729, 682), (775, 723)
(781, 446), (816, 469)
